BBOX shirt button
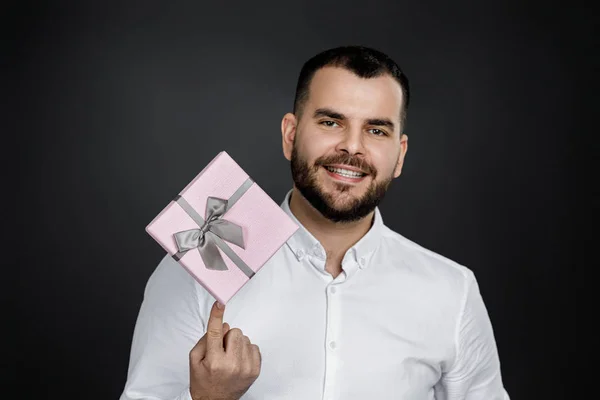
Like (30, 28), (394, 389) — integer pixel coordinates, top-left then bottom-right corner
(296, 249), (305, 258)
(329, 341), (337, 350)
(359, 257), (366, 266)
(330, 287), (337, 294)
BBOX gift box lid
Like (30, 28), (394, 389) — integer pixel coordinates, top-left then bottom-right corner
(146, 151), (298, 304)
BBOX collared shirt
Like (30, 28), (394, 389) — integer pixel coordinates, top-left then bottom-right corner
(120, 190), (510, 400)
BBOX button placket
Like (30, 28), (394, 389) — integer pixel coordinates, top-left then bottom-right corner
(326, 286), (338, 350)
(323, 281), (341, 400)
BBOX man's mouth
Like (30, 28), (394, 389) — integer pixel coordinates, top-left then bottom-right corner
(323, 165), (368, 182)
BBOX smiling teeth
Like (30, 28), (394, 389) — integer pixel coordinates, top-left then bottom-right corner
(326, 166), (364, 178)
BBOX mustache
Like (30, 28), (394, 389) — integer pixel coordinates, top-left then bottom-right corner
(314, 154), (376, 176)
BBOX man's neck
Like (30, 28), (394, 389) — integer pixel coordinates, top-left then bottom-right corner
(288, 187), (374, 262)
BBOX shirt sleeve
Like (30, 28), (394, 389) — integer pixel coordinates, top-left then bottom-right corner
(436, 270), (510, 400)
(119, 254), (206, 400)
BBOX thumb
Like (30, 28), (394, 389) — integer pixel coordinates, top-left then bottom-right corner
(205, 301), (226, 355)
(191, 333), (207, 361)
(192, 321), (230, 360)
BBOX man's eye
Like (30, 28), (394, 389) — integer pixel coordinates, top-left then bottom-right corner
(370, 129), (387, 136)
(321, 120), (338, 127)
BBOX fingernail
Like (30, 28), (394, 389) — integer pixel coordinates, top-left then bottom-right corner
(216, 302), (224, 309)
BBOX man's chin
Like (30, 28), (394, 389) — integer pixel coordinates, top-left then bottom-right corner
(324, 193), (360, 209)
(319, 192), (367, 216)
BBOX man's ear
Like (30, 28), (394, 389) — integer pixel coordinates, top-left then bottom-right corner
(281, 112), (297, 161)
(393, 134), (408, 178)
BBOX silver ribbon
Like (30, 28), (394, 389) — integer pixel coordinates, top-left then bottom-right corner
(172, 178), (255, 278)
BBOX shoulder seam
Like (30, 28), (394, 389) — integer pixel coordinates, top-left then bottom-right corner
(380, 225), (470, 277)
(450, 269), (476, 372)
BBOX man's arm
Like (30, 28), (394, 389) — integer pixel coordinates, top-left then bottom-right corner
(436, 270), (510, 400)
(119, 255), (204, 400)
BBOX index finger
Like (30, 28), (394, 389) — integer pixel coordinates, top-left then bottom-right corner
(206, 300), (226, 355)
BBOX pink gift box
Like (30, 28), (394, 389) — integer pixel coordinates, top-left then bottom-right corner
(146, 151), (299, 304)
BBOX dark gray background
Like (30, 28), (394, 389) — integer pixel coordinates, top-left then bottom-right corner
(12, 0), (590, 398)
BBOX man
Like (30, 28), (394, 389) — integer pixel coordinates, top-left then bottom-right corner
(120, 46), (510, 400)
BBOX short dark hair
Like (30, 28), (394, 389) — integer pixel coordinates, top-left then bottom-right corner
(292, 45), (410, 129)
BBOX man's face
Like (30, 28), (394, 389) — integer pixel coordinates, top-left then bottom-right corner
(283, 66), (408, 223)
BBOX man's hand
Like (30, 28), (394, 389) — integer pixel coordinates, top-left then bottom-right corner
(189, 301), (262, 400)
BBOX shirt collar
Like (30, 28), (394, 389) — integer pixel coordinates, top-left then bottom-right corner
(280, 189), (383, 270)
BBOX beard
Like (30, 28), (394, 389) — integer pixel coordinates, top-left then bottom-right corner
(290, 145), (394, 223)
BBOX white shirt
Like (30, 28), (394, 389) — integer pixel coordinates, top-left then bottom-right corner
(120, 190), (510, 400)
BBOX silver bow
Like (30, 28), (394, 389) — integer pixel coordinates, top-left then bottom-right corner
(173, 197), (245, 271)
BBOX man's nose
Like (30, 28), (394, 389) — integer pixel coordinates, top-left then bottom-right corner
(335, 127), (365, 156)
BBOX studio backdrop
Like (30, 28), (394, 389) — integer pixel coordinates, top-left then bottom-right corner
(13, 1), (587, 399)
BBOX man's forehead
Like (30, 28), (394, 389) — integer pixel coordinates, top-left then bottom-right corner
(307, 68), (404, 123)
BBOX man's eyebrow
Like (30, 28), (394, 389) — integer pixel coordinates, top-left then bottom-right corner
(313, 108), (346, 120)
(366, 118), (395, 131)
(313, 107), (396, 131)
